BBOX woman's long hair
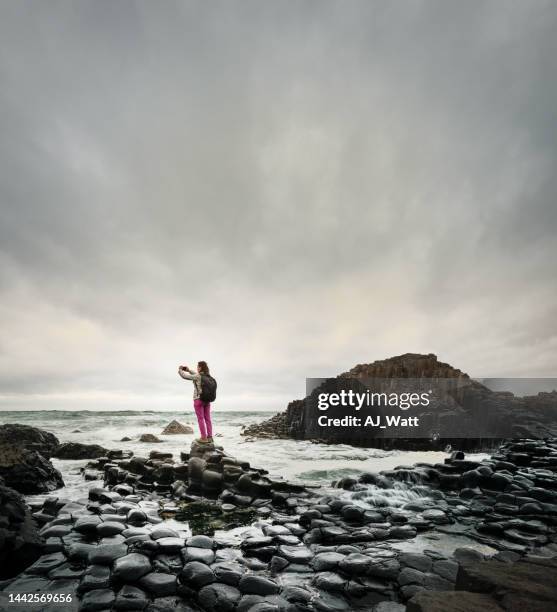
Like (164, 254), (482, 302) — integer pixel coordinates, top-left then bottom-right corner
(198, 360), (210, 375)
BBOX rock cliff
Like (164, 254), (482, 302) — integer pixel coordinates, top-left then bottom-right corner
(243, 353), (557, 450)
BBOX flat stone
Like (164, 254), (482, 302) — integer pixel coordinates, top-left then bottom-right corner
(186, 534), (215, 549)
(313, 572), (346, 592)
(151, 527), (180, 539)
(398, 568), (426, 586)
(278, 545), (314, 564)
(198, 583), (241, 612)
(78, 564), (111, 593)
(211, 561), (246, 586)
(238, 575), (280, 595)
(399, 553), (433, 573)
(179, 560), (215, 588)
(89, 543), (129, 565)
(113, 553), (152, 581)
(97, 521), (126, 536)
(338, 553), (372, 575)
(181, 546), (215, 564)
(139, 572), (177, 596)
(67, 542), (98, 561)
(406, 591), (503, 612)
(156, 537), (185, 553)
(47, 562), (86, 580)
(432, 559), (458, 582)
(74, 515), (102, 533)
(311, 551), (345, 571)
(25, 552), (66, 575)
(80, 588), (116, 611)
(114, 584), (148, 610)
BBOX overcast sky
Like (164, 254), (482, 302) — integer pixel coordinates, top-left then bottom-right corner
(1, 1), (556, 411)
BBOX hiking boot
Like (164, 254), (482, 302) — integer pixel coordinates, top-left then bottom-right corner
(196, 437), (209, 444)
(207, 436), (214, 443)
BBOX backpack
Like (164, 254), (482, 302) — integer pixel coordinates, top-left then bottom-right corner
(199, 374), (217, 403)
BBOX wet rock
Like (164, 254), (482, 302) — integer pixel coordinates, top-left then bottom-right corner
(432, 559), (458, 582)
(398, 568), (426, 586)
(269, 555), (289, 572)
(238, 575), (280, 595)
(179, 560), (215, 588)
(67, 542), (98, 562)
(127, 509), (148, 525)
(181, 546), (215, 564)
(139, 434), (162, 443)
(211, 561), (246, 586)
(421, 510), (449, 524)
(151, 526), (180, 539)
(25, 552), (66, 575)
(139, 572), (177, 596)
(74, 515), (102, 534)
(339, 553), (372, 575)
(278, 545), (313, 564)
(0, 424), (59, 458)
(157, 537), (185, 554)
(89, 543), (128, 565)
(406, 591), (503, 612)
(311, 552), (345, 571)
(161, 420), (194, 435)
(78, 564), (112, 593)
(80, 588), (116, 611)
(198, 582), (241, 612)
(113, 553), (152, 581)
(374, 603), (407, 612)
(97, 521), (126, 536)
(400, 553), (433, 573)
(313, 571), (346, 592)
(52, 442), (108, 459)
(453, 548), (484, 565)
(0, 445), (64, 494)
(0, 484), (43, 578)
(186, 534), (214, 548)
(114, 584), (149, 610)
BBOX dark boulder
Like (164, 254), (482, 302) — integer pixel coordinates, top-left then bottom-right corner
(0, 445), (64, 494)
(0, 424), (59, 458)
(0, 485), (43, 578)
(52, 442), (108, 459)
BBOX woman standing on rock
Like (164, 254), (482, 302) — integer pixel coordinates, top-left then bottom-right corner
(178, 361), (217, 444)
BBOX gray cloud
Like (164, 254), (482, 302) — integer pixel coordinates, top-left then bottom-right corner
(1, 1), (556, 410)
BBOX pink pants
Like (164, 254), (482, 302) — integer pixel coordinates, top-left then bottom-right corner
(193, 399), (212, 438)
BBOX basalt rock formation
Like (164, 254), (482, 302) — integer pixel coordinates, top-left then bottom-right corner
(3, 436), (556, 611)
(242, 353), (557, 450)
(0, 424), (64, 494)
(0, 484), (43, 579)
(52, 442), (109, 460)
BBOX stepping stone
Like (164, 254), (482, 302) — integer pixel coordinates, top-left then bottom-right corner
(186, 534), (214, 549)
(311, 552), (345, 571)
(138, 572), (177, 596)
(80, 588), (115, 612)
(78, 565), (111, 593)
(113, 553), (152, 581)
(114, 585), (148, 610)
(97, 521), (126, 536)
(25, 553), (66, 575)
(181, 546), (215, 564)
(278, 545), (314, 564)
(198, 583), (241, 612)
(238, 575), (280, 595)
(179, 561), (215, 588)
(88, 543), (128, 565)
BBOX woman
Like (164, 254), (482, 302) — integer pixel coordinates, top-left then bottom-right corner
(178, 361), (214, 444)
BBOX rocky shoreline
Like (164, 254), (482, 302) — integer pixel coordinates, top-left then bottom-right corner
(1, 421), (557, 611)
